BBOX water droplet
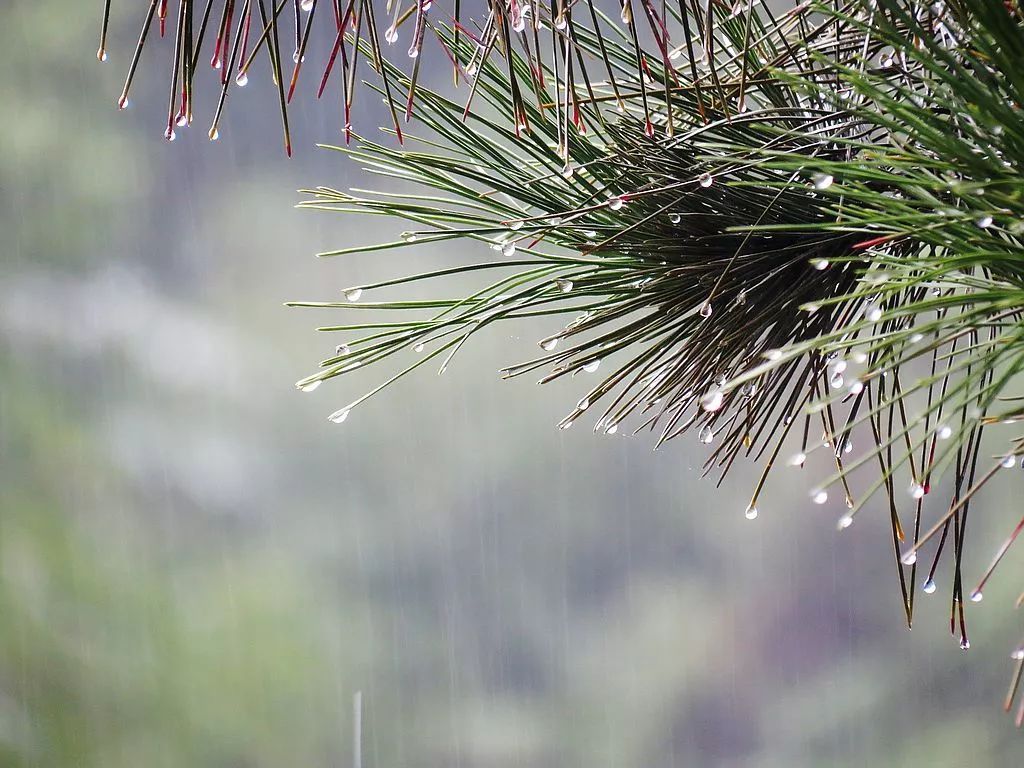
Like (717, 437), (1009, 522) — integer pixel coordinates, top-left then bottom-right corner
(970, 590), (983, 603)
(1002, 454), (1016, 468)
(960, 636), (971, 651)
(208, 127), (220, 141)
(811, 258), (829, 270)
(298, 380), (322, 392)
(976, 215), (993, 229)
(744, 505), (758, 520)
(582, 359), (600, 373)
(909, 332), (924, 343)
(507, 219), (524, 231)
(401, 232), (418, 243)
(852, 351), (868, 364)
(344, 287), (363, 302)
(328, 408), (350, 424)
(97, 47), (108, 62)
(301, 0), (314, 11)
(560, 163), (574, 178)
(923, 578), (937, 594)
(176, 112), (188, 127)
(502, 242), (517, 257)
(812, 173), (834, 190)
(843, 440), (853, 454)
(901, 550), (917, 566)
(699, 301), (713, 319)
(764, 349), (783, 361)
(829, 372), (844, 389)
(555, 278), (573, 293)
(865, 304), (882, 322)
(540, 337), (558, 351)
(384, 25), (399, 43)
(577, 397), (590, 411)
(559, 420), (574, 430)
(812, 489), (828, 505)
(701, 389), (724, 412)
(848, 380), (864, 395)
(413, 342), (425, 353)
(741, 382), (757, 398)
(909, 482), (925, 499)
(789, 452), (806, 467)
(838, 514), (853, 529)
(293, 50), (304, 64)
(698, 173), (713, 188)
(235, 71), (249, 87)
(335, 343), (351, 355)
(937, 424), (952, 439)
(699, 425), (715, 444)
(606, 424), (619, 435)
(607, 196), (624, 211)
(164, 126), (176, 142)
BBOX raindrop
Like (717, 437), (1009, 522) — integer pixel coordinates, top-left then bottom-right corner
(701, 389), (724, 412)
(699, 301), (713, 319)
(540, 337), (558, 351)
(301, 0), (314, 11)
(831, 359), (848, 374)
(909, 332), (924, 343)
(843, 440), (853, 454)
(164, 126), (176, 142)
(555, 278), (573, 293)
(901, 550), (918, 566)
(789, 451), (807, 467)
(607, 196), (625, 211)
(970, 590), (984, 603)
(848, 380), (864, 395)
(699, 425), (715, 444)
(852, 351), (868, 364)
(559, 420), (574, 430)
(236, 71), (249, 87)
(830, 372), (844, 389)
(923, 579), (937, 594)
(607, 424), (619, 435)
(208, 127), (220, 141)
(909, 482), (925, 499)
(698, 173), (714, 188)
(328, 408), (350, 424)
(764, 349), (783, 361)
(838, 514), (853, 530)
(669, 213), (681, 224)
(976, 215), (993, 229)
(865, 304), (883, 322)
(293, 51), (304, 64)
(97, 47), (108, 62)
(401, 232), (418, 242)
(413, 342), (425, 353)
(384, 25), (399, 44)
(960, 637), (971, 651)
(506, 219), (524, 232)
(298, 380), (322, 392)
(582, 359), (600, 373)
(811, 489), (828, 505)
(561, 164), (574, 178)
(812, 173), (834, 190)
(335, 343), (351, 356)
(937, 424), (953, 439)
(345, 287), (363, 302)
(745, 505), (758, 520)
(1013, 648), (1024, 661)
(577, 397), (590, 411)
(741, 382), (757, 398)
(811, 258), (829, 270)
(1002, 454), (1016, 468)
(502, 242), (517, 257)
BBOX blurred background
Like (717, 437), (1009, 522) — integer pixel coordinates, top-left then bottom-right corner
(2, 2), (1023, 766)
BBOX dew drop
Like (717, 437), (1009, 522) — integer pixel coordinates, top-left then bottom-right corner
(293, 50), (304, 64)
(701, 389), (724, 412)
(582, 359), (600, 373)
(812, 173), (834, 190)
(764, 349), (783, 361)
(812, 489), (828, 505)
(577, 397), (590, 411)
(699, 301), (713, 319)
(235, 71), (249, 87)
(698, 173), (713, 188)
(976, 215), (993, 229)
(607, 424), (619, 435)
(164, 126), (176, 142)
(561, 163), (574, 178)
(97, 47), (108, 62)
(555, 278), (573, 293)
(741, 381), (757, 398)
(401, 232), (418, 243)
(344, 287), (363, 302)
(789, 451), (807, 467)
(384, 25), (399, 43)
(960, 636), (970, 651)
(744, 505), (758, 520)
(811, 258), (829, 270)
(923, 578), (937, 594)
(507, 219), (524, 231)
(970, 590), (984, 603)
(699, 425), (715, 444)
(909, 482), (925, 499)
(838, 514), (853, 529)
(176, 112), (188, 127)
(502, 242), (517, 257)
(901, 550), (918, 566)
(865, 304), (882, 322)
(848, 380), (864, 395)
(937, 424), (952, 439)
(1002, 454), (1016, 468)
(559, 420), (574, 430)
(1012, 647), (1024, 660)
(540, 337), (558, 351)
(607, 196), (624, 211)
(413, 342), (425, 353)
(301, 0), (314, 10)
(298, 380), (322, 392)
(829, 372), (844, 389)
(909, 332), (924, 343)
(328, 408), (350, 424)
(208, 127), (220, 141)
(668, 213), (681, 224)
(335, 343), (351, 356)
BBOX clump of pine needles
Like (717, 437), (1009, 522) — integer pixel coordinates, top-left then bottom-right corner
(101, 0), (1024, 720)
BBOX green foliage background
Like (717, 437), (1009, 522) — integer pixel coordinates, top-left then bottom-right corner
(2, 2), (1023, 766)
